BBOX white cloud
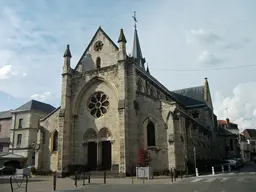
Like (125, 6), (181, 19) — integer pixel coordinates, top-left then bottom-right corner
(30, 92), (51, 102)
(198, 50), (224, 65)
(0, 64), (18, 79)
(186, 28), (222, 46)
(214, 82), (256, 130)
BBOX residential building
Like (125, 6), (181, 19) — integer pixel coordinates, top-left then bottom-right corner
(0, 111), (12, 154)
(241, 129), (256, 160)
(0, 100), (55, 166)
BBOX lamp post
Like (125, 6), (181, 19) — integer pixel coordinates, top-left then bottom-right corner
(193, 146), (197, 175)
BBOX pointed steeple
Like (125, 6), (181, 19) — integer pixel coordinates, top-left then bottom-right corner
(63, 44), (72, 58)
(132, 11), (145, 69)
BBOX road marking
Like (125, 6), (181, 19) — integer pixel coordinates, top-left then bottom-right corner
(249, 172), (256, 174)
(220, 178), (229, 182)
(238, 172), (244, 175)
(237, 177), (244, 182)
(227, 173), (234, 175)
(204, 178), (216, 183)
(191, 178), (203, 182)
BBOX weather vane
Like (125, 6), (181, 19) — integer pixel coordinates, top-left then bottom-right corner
(132, 11), (138, 29)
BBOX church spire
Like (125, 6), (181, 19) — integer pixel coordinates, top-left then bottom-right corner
(132, 11), (145, 69)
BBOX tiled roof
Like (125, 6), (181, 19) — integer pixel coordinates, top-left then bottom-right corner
(0, 110), (12, 119)
(14, 100), (56, 114)
(218, 120), (226, 124)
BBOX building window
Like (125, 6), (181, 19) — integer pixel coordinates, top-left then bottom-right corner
(147, 121), (156, 147)
(52, 131), (58, 152)
(96, 57), (101, 68)
(17, 134), (22, 147)
(0, 145), (3, 152)
(18, 119), (23, 128)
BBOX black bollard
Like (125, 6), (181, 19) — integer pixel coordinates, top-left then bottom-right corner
(171, 169), (173, 182)
(10, 177), (13, 192)
(180, 169), (182, 179)
(174, 168), (176, 181)
(88, 173), (91, 184)
(53, 173), (56, 191)
(83, 172), (85, 186)
(74, 173), (77, 187)
(104, 171), (106, 184)
(25, 176), (28, 192)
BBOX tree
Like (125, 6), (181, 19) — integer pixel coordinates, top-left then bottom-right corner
(136, 148), (152, 167)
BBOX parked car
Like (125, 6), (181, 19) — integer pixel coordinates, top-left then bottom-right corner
(0, 166), (16, 175)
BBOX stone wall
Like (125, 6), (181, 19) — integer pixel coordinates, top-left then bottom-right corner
(37, 108), (60, 171)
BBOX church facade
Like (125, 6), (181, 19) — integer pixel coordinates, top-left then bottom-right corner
(35, 26), (218, 177)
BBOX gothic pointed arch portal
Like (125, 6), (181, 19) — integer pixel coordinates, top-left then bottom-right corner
(84, 129), (98, 170)
(98, 127), (112, 170)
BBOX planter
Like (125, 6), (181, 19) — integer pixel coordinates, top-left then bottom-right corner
(136, 166), (153, 179)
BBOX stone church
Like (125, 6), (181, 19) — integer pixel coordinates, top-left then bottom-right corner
(35, 25), (218, 177)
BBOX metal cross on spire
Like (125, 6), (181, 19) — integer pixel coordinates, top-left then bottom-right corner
(132, 11), (138, 30)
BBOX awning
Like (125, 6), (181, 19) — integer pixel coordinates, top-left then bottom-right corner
(0, 153), (25, 160)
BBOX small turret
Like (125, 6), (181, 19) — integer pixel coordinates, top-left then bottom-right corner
(62, 44), (72, 75)
(117, 29), (127, 61)
(204, 77), (209, 102)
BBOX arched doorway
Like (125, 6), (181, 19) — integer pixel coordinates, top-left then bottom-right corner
(84, 129), (98, 170)
(98, 128), (112, 170)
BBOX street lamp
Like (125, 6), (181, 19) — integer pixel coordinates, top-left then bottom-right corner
(193, 146), (197, 175)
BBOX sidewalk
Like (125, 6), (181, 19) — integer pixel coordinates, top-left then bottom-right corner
(1, 176), (183, 192)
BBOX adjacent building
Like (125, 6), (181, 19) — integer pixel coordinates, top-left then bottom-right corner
(241, 129), (256, 161)
(0, 111), (12, 153)
(217, 119), (240, 159)
(0, 100), (55, 166)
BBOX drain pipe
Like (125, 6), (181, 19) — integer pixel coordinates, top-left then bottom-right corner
(11, 111), (16, 154)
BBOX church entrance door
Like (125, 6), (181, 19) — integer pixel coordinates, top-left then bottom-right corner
(87, 142), (97, 171)
(101, 141), (112, 170)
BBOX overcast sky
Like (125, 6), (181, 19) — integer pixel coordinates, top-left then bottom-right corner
(0, 0), (255, 130)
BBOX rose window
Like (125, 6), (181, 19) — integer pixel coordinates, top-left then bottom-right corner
(88, 92), (109, 118)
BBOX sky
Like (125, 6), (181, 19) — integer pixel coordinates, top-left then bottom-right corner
(0, 0), (255, 130)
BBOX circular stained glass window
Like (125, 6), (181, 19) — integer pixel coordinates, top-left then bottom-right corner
(88, 92), (109, 118)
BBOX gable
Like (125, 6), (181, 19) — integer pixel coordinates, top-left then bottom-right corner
(74, 27), (119, 72)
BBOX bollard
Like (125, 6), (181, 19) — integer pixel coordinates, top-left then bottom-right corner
(53, 172), (56, 191)
(180, 169), (183, 179)
(10, 177), (13, 192)
(88, 173), (91, 183)
(25, 176), (28, 192)
(170, 169), (173, 182)
(83, 172), (85, 186)
(222, 166), (224, 173)
(74, 173), (77, 187)
(104, 171), (106, 184)
(196, 168), (199, 177)
(174, 168), (176, 181)
(228, 165), (231, 172)
(212, 167), (215, 175)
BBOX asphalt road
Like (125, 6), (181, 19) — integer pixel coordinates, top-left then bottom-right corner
(1, 162), (256, 192)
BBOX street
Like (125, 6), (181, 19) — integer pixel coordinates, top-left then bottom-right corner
(0, 162), (256, 192)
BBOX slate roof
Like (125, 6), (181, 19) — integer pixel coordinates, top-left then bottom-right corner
(172, 86), (206, 108)
(218, 126), (236, 136)
(14, 100), (56, 114)
(0, 110), (12, 119)
(244, 129), (256, 139)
